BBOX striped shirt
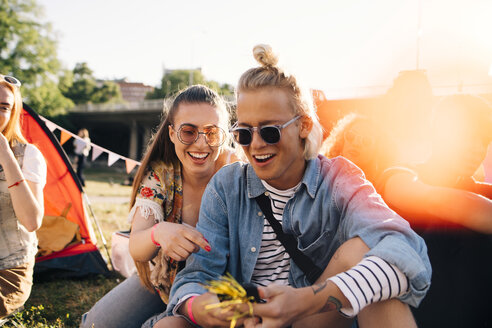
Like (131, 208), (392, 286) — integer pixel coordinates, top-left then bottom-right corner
(250, 181), (299, 287)
(328, 256), (410, 317)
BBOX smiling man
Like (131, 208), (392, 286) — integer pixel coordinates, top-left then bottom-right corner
(163, 45), (431, 328)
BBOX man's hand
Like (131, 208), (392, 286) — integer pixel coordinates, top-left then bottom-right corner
(243, 285), (311, 328)
(243, 281), (348, 328)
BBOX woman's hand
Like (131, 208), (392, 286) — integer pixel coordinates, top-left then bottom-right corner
(130, 210), (210, 262)
(154, 221), (211, 261)
(0, 133), (14, 165)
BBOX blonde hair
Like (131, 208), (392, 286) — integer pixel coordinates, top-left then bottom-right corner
(77, 128), (89, 138)
(236, 44), (323, 159)
(0, 81), (27, 147)
(321, 113), (398, 183)
(321, 113), (358, 159)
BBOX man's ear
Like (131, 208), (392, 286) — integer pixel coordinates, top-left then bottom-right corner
(299, 115), (313, 139)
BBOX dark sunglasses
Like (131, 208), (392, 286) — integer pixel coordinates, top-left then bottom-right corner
(173, 124), (226, 147)
(230, 116), (301, 146)
(1, 75), (21, 88)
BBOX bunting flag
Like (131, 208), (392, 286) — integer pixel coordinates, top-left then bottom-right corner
(107, 152), (119, 167)
(91, 146), (104, 161)
(37, 116), (141, 174)
(125, 159), (139, 174)
(60, 130), (72, 145)
(45, 120), (57, 132)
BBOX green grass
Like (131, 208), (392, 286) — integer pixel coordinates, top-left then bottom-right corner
(82, 167), (134, 197)
(3, 167), (133, 328)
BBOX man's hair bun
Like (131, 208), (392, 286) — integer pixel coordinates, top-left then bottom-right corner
(253, 44), (278, 67)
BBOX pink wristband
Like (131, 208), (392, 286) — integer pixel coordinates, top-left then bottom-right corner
(150, 223), (160, 247)
(187, 296), (198, 325)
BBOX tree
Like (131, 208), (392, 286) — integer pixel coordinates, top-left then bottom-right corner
(146, 69), (234, 99)
(61, 62), (122, 105)
(92, 81), (122, 103)
(0, 0), (73, 116)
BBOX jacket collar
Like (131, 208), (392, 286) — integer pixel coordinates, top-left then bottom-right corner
(246, 156), (320, 199)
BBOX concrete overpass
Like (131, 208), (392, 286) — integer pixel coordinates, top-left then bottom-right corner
(69, 99), (170, 161)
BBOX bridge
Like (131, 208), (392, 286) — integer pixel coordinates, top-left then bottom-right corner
(69, 99), (168, 161)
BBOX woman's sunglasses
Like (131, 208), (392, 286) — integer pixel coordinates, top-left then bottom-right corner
(230, 116), (300, 146)
(1, 75), (22, 88)
(174, 124), (226, 147)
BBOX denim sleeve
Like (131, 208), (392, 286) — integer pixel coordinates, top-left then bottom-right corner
(332, 159), (431, 307)
(166, 180), (230, 315)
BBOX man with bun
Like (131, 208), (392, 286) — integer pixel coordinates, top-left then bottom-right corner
(160, 45), (431, 328)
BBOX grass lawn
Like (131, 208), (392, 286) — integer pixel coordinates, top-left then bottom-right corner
(4, 166), (135, 328)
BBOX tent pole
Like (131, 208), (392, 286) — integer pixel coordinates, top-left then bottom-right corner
(83, 193), (114, 271)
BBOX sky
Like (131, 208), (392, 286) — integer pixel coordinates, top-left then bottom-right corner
(37, 0), (492, 99)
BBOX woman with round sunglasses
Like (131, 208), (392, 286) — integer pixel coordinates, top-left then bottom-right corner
(0, 75), (46, 320)
(80, 85), (238, 328)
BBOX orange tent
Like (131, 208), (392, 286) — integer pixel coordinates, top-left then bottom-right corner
(21, 104), (109, 279)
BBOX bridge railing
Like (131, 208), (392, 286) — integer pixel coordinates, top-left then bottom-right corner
(71, 99), (169, 112)
(71, 95), (236, 113)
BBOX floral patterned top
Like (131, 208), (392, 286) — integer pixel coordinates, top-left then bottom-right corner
(128, 160), (183, 303)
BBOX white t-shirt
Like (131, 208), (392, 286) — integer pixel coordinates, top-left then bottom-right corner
(73, 137), (91, 157)
(22, 144), (47, 187)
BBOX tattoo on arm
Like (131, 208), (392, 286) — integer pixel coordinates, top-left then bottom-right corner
(311, 281), (327, 295)
(319, 296), (342, 313)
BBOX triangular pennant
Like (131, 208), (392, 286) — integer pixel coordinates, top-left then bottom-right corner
(91, 146), (104, 161)
(107, 152), (119, 167)
(60, 131), (72, 145)
(45, 121), (57, 132)
(125, 159), (138, 174)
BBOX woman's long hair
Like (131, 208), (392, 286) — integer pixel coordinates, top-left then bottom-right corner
(0, 80), (27, 147)
(131, 84), (229, 291)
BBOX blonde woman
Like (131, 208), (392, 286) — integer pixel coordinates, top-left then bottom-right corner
(0, 75), (46, 319)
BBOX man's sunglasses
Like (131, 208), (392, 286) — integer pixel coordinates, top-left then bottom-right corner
(230, 116), (300, 146)
(173, 124), (226, 147)
(1, 75), (22, 88)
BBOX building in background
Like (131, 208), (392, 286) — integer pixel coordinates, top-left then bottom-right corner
(114, 78), (154, 102)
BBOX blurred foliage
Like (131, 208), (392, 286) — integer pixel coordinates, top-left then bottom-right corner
(0, 0), (73, 116)
(60, 62), (122, 105)
(0, 1), (122, 116)
(146, 69), (234, 99)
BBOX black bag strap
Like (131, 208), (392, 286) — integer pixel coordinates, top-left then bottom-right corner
(254, 192), (323, 284)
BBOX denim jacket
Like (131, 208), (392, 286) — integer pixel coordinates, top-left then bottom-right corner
(0, 143), (38, 270)
(167, 155), (431, 314)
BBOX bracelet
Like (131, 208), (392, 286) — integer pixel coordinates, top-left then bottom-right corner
(187, 296), (198, 325)
(150, 223), (161, 247)
(8, 179), (25, 189)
